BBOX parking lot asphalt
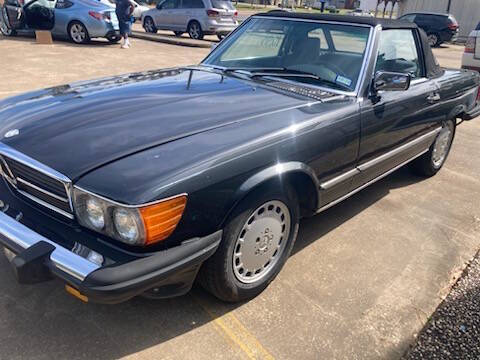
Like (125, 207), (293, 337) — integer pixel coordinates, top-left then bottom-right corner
(0, 36), (479, 360)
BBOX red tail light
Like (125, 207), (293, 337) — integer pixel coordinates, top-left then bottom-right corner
(448, 23), (458, 30)
(206, 9), (219, 17)
(465, 37), (476, 54)
(89, 11), (104, 20)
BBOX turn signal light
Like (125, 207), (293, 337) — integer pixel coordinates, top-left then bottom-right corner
(140, 195), (187, 245)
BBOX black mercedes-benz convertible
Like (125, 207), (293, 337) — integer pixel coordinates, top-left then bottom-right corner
(0, 12), (479, 303)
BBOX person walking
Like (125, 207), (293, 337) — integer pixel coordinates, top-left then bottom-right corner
(116, 0), (135, 48)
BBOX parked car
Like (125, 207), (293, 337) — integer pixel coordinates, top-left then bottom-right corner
(0, 0), (121, 44)
(398, 12), (458, 47)
(0, 13), (479, 304)
(98, 0), (149, 21)
(462, 21), (480, 73)
(141, 0), (238, 40)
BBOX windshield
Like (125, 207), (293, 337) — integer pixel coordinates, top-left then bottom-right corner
(203, 18), (371, 91)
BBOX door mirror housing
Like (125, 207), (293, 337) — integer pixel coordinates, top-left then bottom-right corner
(156, 3), (162, 9)
(373, 71), (411, 92)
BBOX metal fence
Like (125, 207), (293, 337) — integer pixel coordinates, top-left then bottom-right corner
(398, 0), (480, 40)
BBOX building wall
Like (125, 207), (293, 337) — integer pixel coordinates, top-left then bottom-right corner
(398, 0), (480, 40)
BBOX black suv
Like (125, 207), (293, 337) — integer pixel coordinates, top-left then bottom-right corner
(398, 12), (459, 47)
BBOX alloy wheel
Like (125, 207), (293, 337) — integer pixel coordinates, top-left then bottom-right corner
(428, 34), (438, 47)
(0, 19), (12, 36)
(233, 200), (291, 284)
(70, 23), (86, 44)
(432, 122), (454, 168)
(144, 17), (155, 33)
(189, 22), (200, 39)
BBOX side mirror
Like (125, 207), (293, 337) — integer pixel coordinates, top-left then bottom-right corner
(373, 71), (411, 92)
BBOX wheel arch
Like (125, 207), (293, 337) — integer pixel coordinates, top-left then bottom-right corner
(220, 162), (320, 227)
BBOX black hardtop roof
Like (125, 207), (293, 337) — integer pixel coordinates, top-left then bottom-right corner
(255, 11), (418, 30)
(401, 11), (451, 17)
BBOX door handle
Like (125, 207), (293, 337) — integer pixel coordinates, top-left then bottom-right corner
(427, 93), (441, 103)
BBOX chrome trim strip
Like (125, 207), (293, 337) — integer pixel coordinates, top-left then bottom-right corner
(74, 186), (189, 208)
(0, 211), (99, 280)
(16, 177), (69, 203)
(320, 168), (360, 190)
(17, 190), (75, 219)
(357, 128), (441, 171)
(316, 148), (429, 214)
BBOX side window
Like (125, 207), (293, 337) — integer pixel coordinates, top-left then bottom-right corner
(182, 0), (203, 8)
(330, 29), (368, 54)
(161, 0), (177, 9)
(375, 29), (422, 78)
(6, 0), (20, 6)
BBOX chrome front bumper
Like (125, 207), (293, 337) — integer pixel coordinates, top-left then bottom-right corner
(0, 210), (100, 281)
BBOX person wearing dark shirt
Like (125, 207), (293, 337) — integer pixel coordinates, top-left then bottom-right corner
(116, 0), (134, 48)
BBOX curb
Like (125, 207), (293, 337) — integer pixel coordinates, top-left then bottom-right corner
(131, 31), (213, 48)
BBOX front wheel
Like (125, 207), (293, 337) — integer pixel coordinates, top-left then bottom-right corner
(410, 120), (455, 177)
(198, 184), (299, 302)
(143, 16), (157, 33)
(68, 21), (90, 44)
(0, 20), (16, 36)
(217, 34), (225, 41)
(187, 21), (203, 40)
(427, 32), (440, 47)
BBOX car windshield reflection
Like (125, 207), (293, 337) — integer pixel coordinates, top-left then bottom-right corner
(202, 18), (371, 92)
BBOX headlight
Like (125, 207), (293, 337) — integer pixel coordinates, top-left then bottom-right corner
(85, 197), (105, 230)
(73, 188), (187, 246)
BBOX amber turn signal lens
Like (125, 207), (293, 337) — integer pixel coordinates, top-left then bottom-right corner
(140, 195), (187, 245)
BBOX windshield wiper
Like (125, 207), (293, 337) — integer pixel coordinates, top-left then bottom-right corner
(247, 69), (353, 92)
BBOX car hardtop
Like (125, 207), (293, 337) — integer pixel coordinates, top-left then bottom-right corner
(257, 11), (418, 29)
(401, 12), (451, 18)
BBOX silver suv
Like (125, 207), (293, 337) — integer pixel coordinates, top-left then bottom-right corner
(142, 0), (238, 40)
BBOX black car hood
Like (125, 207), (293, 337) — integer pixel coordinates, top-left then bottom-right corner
(0, 68), (311, 180)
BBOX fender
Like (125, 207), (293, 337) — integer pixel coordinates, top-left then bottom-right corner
(221, 161), (321, 226)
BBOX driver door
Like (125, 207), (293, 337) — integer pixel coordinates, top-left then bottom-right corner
(2, 0), (25, 30)
(154, 0), (177, 29)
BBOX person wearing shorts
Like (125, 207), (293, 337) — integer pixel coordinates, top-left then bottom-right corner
(116, 0), (134, 48)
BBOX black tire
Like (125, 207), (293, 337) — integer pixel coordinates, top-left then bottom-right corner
(143, 16), (157, 33)
(410, 120), (456, 177)
(217, 34), (225, 41)
(173, 31), (183, 37)
(187, 20), (203, 40)
(68, 21), (90, 44)
(427, 32), (440, 47)
(106, 33), (121, 43)
(198, 183), (300, 302)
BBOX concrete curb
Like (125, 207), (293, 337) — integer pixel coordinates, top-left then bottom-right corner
(131, 31), (213, 48)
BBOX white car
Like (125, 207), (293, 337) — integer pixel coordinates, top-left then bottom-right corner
(142, 0), (238, 40)
(462, 22), (480, 73)
(98, 0), (150, 20)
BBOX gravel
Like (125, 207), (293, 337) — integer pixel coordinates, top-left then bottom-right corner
(404, 252), (480, 359)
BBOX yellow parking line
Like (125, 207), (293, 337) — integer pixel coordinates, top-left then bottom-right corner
(194, 295), (275, 360)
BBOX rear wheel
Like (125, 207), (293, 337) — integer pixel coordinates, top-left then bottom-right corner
(187, 20), (203, 40)
(173, 31), (183, 37)
(68, 21), (90, 44)
(198, 184), (300, 302)
(427, 32), (440, 47)
(217, 34), (225, 41)
(143, 16), (157, 33)
(410, 120), (455, 177)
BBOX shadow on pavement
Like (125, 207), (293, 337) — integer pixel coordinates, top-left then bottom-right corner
(0, 166), (426, 359)
(0, 34), (120, 48)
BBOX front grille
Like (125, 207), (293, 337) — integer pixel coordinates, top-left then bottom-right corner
(1, 156), (72, 216)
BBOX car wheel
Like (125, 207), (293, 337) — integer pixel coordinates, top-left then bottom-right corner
(68, 21), (90, 44)
(173, 31), (183, 37)
(0, 20), (15, 36)
(410, 120), (455, 177)
(198, 183), (300, 302)
(217, 34), (225, 41)
(187, 20), (203, 40)
(106, 33), (121, 43)
(143, 16), (157, 33)
(427, 33), (440, 47)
